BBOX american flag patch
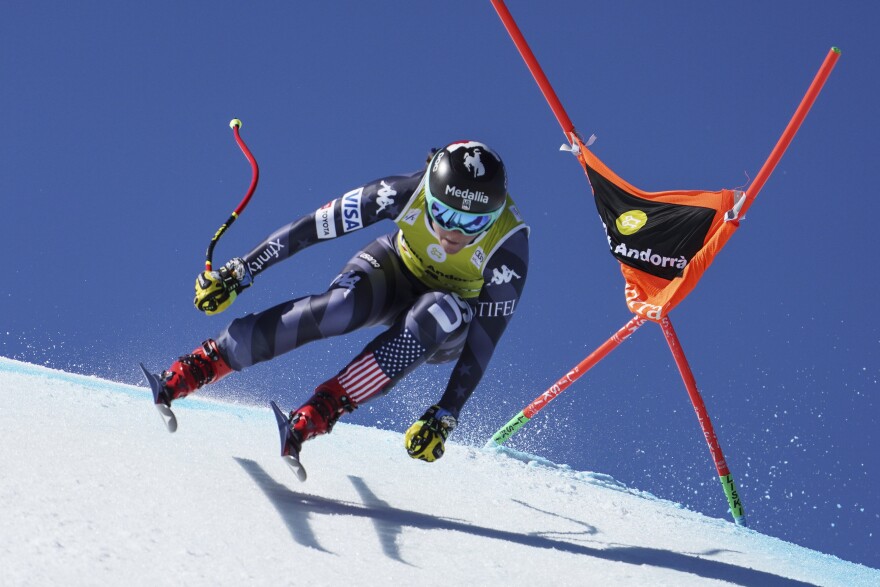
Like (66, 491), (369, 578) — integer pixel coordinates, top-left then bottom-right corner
(338, 329), (426, 404)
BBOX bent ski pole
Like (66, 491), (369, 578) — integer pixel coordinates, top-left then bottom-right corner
(490, 316), (646, 445)
(659, 317), (747, 526)
(205, 118), (260, 272)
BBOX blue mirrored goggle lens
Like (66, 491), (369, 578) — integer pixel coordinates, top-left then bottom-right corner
(428, 199), (498, 235)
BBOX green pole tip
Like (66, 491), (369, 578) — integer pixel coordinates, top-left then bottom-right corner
(832, 46), (841, 54)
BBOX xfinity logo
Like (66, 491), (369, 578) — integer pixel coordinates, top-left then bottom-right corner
(247, 239), (285, 274)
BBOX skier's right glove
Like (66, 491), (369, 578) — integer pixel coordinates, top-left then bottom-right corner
(404, 405), (457, 462)
(194, 258), (252, 315)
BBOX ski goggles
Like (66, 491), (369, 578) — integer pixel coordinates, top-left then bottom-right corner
(424, 190), (503, 236)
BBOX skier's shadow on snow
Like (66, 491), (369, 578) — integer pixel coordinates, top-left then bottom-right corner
(235, 458), (815, 587)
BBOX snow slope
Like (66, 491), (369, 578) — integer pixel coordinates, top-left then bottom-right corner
(1, 357), (876, 586)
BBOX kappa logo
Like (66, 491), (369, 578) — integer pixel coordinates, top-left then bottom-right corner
(341, 188), (363, 233)
(376, 181), (396, 213)
(331, 270), (360, 298)
(490, 265), (521, 285)
(463, 148), (486, 178)
(616, 210), (648, 235)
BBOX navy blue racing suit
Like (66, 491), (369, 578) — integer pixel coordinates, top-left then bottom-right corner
(214, 169), (529, 419)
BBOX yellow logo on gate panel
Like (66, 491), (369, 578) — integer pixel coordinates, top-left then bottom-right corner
(616, 210), (648, 235)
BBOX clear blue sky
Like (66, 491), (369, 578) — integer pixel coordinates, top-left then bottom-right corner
(3, 1), (877, 569)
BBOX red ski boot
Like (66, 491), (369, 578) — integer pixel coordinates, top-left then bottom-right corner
(288, 378), (355, 449)
(159, 339), (234, 404)
(270, 378), (355, 481)
(140, 339), (234, 432)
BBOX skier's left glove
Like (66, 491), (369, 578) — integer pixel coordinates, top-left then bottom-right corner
(194, 258), (253, 316)
(404, 405), (457, 462)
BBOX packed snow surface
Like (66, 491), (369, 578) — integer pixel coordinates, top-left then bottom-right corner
(1, 358), (876, 586)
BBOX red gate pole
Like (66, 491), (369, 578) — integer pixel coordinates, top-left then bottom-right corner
(659, 317), (747, 526)
(489, 0), (576, 138)
(489, 316), (646, 445)
(742, 47), (841, 211)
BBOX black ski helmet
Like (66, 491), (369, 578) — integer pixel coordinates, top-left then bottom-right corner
(426, 141), (507, 214)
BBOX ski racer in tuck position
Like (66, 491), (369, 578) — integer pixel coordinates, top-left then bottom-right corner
(142, 140), (529, 468)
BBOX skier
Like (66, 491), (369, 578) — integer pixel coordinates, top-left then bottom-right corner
(143, 140), (529, 464)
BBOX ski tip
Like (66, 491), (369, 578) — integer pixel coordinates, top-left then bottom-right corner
(140, 363), (177, 433)
(270, 401), (307, 481)
(139, 363), (165, 403)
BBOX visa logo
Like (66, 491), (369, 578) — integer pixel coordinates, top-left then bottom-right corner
(342, 188), (363, 233)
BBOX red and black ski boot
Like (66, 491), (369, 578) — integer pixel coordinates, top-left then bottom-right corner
(140, 339), (234, 432)
(269, 378), (355, 482)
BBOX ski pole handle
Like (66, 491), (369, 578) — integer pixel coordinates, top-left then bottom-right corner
(205, 118), (260, 272)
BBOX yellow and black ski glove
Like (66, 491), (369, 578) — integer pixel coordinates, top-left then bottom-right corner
(405, 405), (457, 462)
(194, 258), (252, 315)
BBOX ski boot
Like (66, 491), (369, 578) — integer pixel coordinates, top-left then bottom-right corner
(270, 378), (354, 482)
(140, 339), (233, 432)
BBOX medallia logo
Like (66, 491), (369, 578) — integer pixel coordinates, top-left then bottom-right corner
(445, 184), (488, 211)
(615, 210), (648, 235)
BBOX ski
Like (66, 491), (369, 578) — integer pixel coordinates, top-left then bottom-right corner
(139, 363), (178, 433)
(270, 400), (307, 482)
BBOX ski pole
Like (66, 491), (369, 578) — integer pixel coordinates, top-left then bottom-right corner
(205, 118), (260, 272)
(489, 316), (646, 445)
(659, 317), (747, 526)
